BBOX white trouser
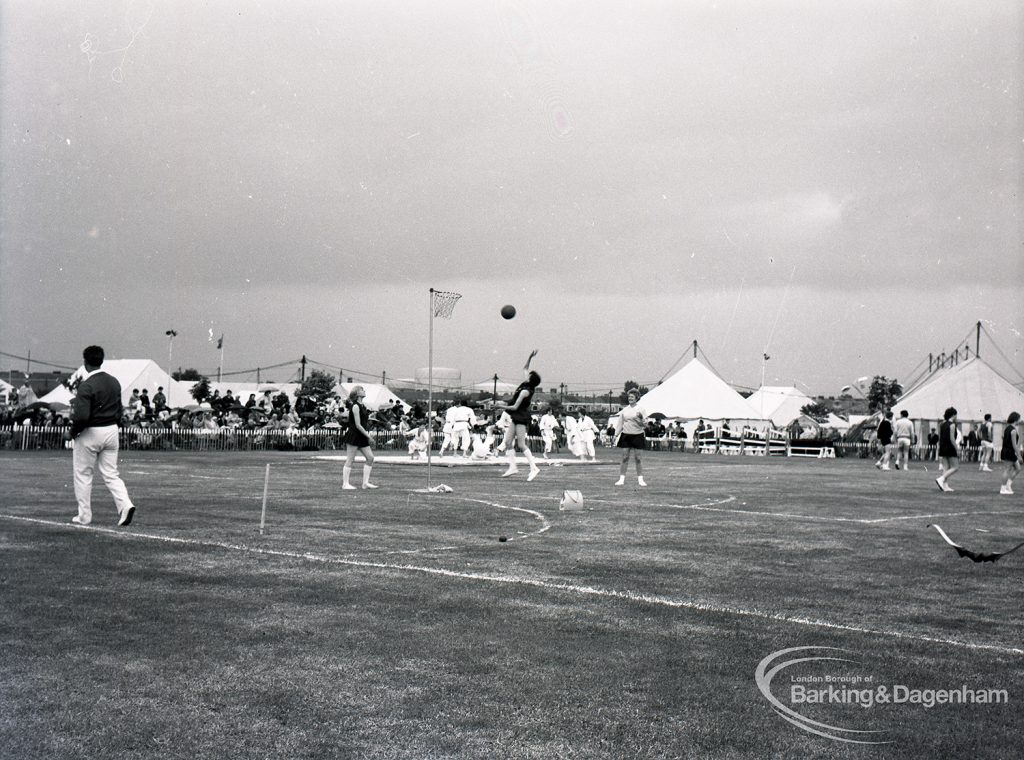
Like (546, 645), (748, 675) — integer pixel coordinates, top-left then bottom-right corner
(73, 425), (134, 523)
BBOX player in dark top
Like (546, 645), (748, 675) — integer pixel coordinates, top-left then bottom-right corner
(978, 413), (995, 472)
(999, 411), (1021, 495)
(935, 406), (960, 492)
(499, 350), (542, 481)
(69, 345), (136, 527)
(875, 411), (894, 470)
(342, 386), (377, 490)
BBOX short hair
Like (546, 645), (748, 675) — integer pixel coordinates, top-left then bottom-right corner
(900, 410), (909, 417)
(884, 411), (893, 419)
(82, 345), (104, 367)
(984, 413), (991, 421)
(527, 370), (541, 388)
(627, 389), (640, 400)
(348, 385), (365, 403)
(1008, 411), (1021, 425)
(943, 406), (957, 420)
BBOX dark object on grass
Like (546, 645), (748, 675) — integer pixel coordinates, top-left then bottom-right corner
(928, 524), (1024, 564)
(498, 536), (508, 542)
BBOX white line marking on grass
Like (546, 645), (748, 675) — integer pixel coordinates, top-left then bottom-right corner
(460, 498), (551, 541)
(860, 510), (1020, 524)
(4, 514), (1021, 657)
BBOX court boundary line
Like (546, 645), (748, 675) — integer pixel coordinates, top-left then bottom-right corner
(3, 513), (1021, 657)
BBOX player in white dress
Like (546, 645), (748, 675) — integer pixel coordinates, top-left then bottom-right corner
(539, 409), (560, 459)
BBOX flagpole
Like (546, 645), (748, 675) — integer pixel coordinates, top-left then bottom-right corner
(427, 288), (435, 490)
(218, 336), (224, 383)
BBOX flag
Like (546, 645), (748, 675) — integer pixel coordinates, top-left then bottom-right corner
(217, 335), (223, 350)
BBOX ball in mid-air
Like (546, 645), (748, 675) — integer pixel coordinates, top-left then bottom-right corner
(500, 304), (516, 320)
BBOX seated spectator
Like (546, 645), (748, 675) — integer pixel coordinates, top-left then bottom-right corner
(257, 391), (274, 413)
(152, 386), (168, 413)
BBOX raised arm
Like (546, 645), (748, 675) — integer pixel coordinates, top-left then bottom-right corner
(522, 349), (538, 380)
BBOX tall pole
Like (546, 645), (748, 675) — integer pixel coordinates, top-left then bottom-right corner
(218, 339), (224, 383)
(427, 289), (435, 489)
(760, 353), (768, 419)
(300, 355), (307, 383)
(165, 330), (177, 401)
(492, 373), (498, 421)
(976, 320), (981, 359)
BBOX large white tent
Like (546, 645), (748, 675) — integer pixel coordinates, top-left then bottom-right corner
(636, 358), (765, 422)
(335, 383), (408, 412)
(893, 357), (1024, 423)
(746, 386), (814, 426)
(40, 360), (194, 408)
(0, 377), (14, 403)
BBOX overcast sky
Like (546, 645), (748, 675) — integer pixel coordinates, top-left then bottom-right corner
(1, 0), (1021, 395)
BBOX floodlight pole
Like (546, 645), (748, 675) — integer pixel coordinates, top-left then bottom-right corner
(165, 330), (177, 399)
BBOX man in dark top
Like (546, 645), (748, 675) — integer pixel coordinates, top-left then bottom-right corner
(874, 411), (894, 470)
(69, 345), (136, 527)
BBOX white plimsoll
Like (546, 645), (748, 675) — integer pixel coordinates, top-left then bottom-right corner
(614, 476), (624, 486)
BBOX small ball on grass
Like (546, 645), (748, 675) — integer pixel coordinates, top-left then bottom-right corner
(498, 536), (508, 542)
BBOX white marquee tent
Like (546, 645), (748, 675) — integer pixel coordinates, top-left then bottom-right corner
(636, 359), (765, 422)
(893, 357), (1024, 424)
(335, 383), (408, 412)
(746, 386), (815, 426)
(40, 360), (194, 408)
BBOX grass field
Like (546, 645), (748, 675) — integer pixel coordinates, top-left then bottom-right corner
(2, 449), (1022, 759)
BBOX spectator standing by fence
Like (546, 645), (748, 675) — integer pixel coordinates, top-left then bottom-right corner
(68, 345), (136, 527)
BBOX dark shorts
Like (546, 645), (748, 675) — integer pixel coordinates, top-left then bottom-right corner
(617, 432), (646, 450)
(1002, 447), (1020, 463)
(344, 429), (372, 449)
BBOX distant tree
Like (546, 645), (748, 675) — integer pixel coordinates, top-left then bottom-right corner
(619, 380), (650, 404)
(546, 398), (564, 415)
(298, 369), (337, 405)
(800, 401), (832, 423)
(867, 376), (903, 412)
(190, 376), (211, 403)
(173, 368), (203, 381)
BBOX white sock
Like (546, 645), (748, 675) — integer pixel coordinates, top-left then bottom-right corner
(362, 465), (372, 487)
(343, 464), (352, 488)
